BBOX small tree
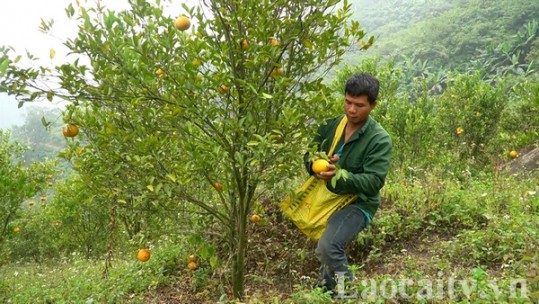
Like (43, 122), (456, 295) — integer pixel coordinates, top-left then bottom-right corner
(0, 130), (54, 261)
(0, 0), (369, 298)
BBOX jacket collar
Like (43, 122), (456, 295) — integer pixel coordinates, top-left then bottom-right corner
(345, 116), (373, 142)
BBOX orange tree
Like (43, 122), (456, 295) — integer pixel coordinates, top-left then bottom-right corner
(0, 0), (368, 298)
(0, 130), (54, 263)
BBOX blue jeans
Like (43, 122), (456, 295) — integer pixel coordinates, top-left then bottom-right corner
(315, 203), (367, 291)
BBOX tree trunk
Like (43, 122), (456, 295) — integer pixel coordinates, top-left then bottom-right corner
(231, 211), (247, 299)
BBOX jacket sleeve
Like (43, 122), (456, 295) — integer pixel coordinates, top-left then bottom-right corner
(329, 133), (392, 197)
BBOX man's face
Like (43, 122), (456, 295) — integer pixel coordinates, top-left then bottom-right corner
(344, 93), (376, 127)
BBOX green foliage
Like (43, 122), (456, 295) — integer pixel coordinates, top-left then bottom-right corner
(0, 130), (55, 263)
(1, 0), (370, 298)
(353, 0), (539, 73)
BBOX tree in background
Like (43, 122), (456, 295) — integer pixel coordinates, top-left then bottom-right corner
(0, 130), (55, 264)
(10, 106), (65, 163)
(0, 0), (370, 298)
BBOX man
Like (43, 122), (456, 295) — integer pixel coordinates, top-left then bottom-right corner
(305, 73), (392, 295)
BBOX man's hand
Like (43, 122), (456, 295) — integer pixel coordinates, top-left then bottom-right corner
(317, 154), (340, 181)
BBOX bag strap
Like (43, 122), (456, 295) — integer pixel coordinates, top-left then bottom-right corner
(328, 116), (348, 156)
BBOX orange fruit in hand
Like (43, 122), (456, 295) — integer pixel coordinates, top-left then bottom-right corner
(137, 249), (151, 262)
(62, 123), (79, 138)
(312, 159), (330, 174)
(509, 150), (518, 159)
(174, 16), (191, 31)
(250, 214), (261, 223)
(188, 261), (198, 271)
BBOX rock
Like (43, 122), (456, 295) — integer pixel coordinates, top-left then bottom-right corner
(499, 146), (539, 173)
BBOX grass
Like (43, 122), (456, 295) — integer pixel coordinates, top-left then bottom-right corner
(1, 170), (538, 303)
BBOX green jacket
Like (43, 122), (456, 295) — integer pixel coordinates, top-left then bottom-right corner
(304, 115), (392, 223)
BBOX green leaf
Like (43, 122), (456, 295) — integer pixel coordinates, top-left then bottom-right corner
(0, 58), (9, 76)
(166, 174), (177, 183)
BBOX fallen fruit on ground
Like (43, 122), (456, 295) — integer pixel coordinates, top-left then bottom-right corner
(188, 261), (198, 270)
(137, 249), (151, 262)
(509, 150), (518, 158)
(250, 214), (261, 223)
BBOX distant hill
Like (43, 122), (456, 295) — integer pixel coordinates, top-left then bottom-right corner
(349, 0), (539, 71)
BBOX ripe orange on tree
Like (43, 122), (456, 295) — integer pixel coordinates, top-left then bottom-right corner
(155, 68), (165, 78)
(271, 67), (283, 77)
(13, 227), (20, 234)
(240, 39), (249, 50)
(312, 159), (330, 174)
(174, 16), (191, 31)
(137, 248), (151, 262)
(62, 123), (79, 138)
(218, 85), (230, 94)
(214, 182), (224, 191)
(268, 37), (280, 46)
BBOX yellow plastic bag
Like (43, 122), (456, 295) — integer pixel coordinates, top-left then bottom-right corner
(279, 116), (357, 240)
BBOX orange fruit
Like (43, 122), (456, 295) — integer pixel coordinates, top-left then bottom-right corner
(456, 127), (464, 135)
(188, 261), (198, 271)
(48, 182), (53, 187)
(214, 182), (224, 191)
(271, 67), (283, 77)
(218, 85), (230, 94)
(40, 196), (46, 202)
(155, 68), (165, 78)
(47, 174), (53, 179)
(188, 254), (197, 263)
(13, 227), (20, 233)
(250, 214), (261, 223)
(240, 39), (249, 50)
(62, 123), (79, 138)
(312, 159), (330, 174)
(174, 16), (191, 31)
(137, 248), (151, 262)
(268, 37), (280, 46)
(509, 150), (518, 159)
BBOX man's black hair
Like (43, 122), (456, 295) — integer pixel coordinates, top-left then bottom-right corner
(344, 73), (380, 104)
